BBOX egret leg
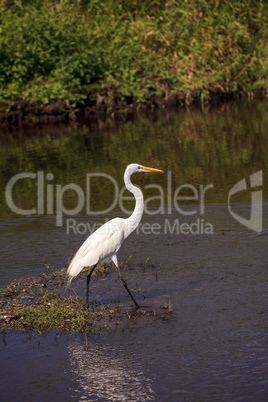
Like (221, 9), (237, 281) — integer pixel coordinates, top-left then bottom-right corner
(86, 264), (97, 308)
(120, 273), (140, 309)
(112, 255), (139, 309)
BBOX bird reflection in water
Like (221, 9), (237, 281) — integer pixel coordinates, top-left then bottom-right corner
(68, 339), (155, 401)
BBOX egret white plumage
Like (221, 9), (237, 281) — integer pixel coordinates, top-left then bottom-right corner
(67, 163), (163, 308)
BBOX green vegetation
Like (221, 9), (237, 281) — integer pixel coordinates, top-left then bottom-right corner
(0, 0), (267, 118)
(0, 264), (171, 334)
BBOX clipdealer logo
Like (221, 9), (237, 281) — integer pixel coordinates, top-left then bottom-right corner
(4, 170), (264, 234)
(5, 171), (213, 235)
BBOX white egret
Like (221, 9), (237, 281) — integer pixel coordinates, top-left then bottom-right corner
(67, 163), (163, 308)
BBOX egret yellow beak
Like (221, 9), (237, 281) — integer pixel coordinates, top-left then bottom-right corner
(141, 166), (163, 172)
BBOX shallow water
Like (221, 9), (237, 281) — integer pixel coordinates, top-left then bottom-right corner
(0, 101), (268, 400)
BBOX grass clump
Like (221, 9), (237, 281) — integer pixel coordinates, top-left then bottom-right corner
(0, 265), (117, 334)
(0, 0), (268, 119)
(0, 267), (89, 333)
(1, 294), (90, 333)
(0, 264), (172, 334)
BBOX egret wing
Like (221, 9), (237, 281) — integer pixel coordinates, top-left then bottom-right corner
(67, 218), (125, 278)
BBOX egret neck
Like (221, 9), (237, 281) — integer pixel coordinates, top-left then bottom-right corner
(124, 168), (144, 237)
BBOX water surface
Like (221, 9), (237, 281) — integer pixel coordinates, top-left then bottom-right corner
(0, 101), (267, 400)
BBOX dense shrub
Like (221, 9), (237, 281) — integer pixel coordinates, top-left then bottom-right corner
(0, 0), (267, 111)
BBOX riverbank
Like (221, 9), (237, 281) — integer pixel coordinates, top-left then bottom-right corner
(0, 89), (245, 125)
(1, 0), (268, 125)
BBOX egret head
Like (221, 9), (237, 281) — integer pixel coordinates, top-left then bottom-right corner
(126, 163), (163, 175)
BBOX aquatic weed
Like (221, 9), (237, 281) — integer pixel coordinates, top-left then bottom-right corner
(0, 265), (172, 334)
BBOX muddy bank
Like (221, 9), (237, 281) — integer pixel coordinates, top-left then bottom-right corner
(0, 88), (260, 126)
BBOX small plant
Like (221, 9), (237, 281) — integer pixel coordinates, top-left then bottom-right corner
(163, 301), (173, 314)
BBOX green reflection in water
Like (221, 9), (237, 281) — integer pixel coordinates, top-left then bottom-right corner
(1, 100), (267, 219)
